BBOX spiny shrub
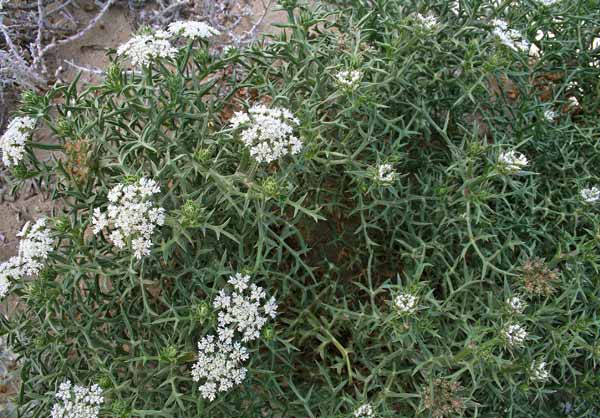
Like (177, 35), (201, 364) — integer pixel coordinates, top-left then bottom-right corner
(1, 0), (600, 416)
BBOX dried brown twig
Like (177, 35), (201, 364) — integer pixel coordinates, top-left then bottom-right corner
(0, 0), (115, 123)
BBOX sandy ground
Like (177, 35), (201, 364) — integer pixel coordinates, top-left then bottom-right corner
(0, 1), (287, 412)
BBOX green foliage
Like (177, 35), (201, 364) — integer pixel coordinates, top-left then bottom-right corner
(3, 0), (600, 417)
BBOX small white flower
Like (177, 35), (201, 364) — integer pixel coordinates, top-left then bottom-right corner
(109, 230), (125, 249)
(449, 0), (460, 15)
(335, 70), (362, 89)
(213, 289), (231, 309)
(491, 19), (530, 52)
(92, 178), (165, 259)
(504, 323), (527, 346)
(543, 109), (558, 122)
(0, 116), (36, 167)
(568, 96), (580, 108)
(131, 236), (152, 259)
(498, 150), (528, 173)
(506, 296), (526, 313)
(51, 380), (103, 418)
(375, 163), (396, 184)
(91, 208), (108, 235)
(394, 292), (418, 314)
(413, 13), (438, 30)
(228, 272), (250, 292)
(230, 104), (302, 164)
(263, 296), (278, 319)
(580, 186), (600, 203)
(217, 326), (235, 344)
(354, 403), (374, 418)
(530, 361), (550, 382)
(117, 32), (177, 67)
(168, 21), (220, 39)
(538, 0), (558, 5)
(0, 257), (20, 300)
(491, 19), (508, 31)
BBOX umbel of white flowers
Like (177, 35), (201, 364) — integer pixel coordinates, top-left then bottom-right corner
(530, 360), (551, 382)
(168, 21), (221, 39)
(51, 380), (104, 418)
(506, 296), (526, 313)
(498, 150), (528, 173)
(191, 273), (277, 401)
(580, 186), (600, 203)
(375, 163), (397, 184)
(413, 13), (439, 30)
(92, 178), (165, 259)
(117, 30), (176, 67)
(394, 292), (418, 314)
(117, 21), (220, 67)
(0, 116), (36, 167)
(229, 104), (303, 164)
(335, 70), (362, 89)
(491, 19), (530, 52)
(0, 218), (53, 300)
(354, 403), (375, 418)
(504, 323), (527, 346)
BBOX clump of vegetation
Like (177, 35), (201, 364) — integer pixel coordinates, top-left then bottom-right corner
(422, 379), (466, 417)
(521, 257), (560, 296)
(1, 0), (600, 417)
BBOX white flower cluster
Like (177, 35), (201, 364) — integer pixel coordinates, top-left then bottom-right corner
(192, 273), (277, 401)
(51, 380), (104, 418)
(506, 296), (526, 313)
(394, 292), (418, 314)
(413, 13), (439, 30)
(354, 403), (374, 418)
(214, 273), (278, 343)
(335, 70), (362, 89)
(229, 104), (302, 164)
(92, 178), (165, 259)
(168, 21), (220, 39)
(530, 361), (550, 382)
(568, 98), (580, 110)
(580, 186), (600, 203)
(0, 261), (19, 300)
(491, 19), (530, 52)
(117, 30), (176, 67)
(375, 163), (396, 184)
(191, 334), (249, 401)
(538, 0), (558, 5)
(543, 109), (558, 122)
(498, 150), (528, 173)
(0, 218), (53, 300)
(504, 323), (527, 346)
(0, 116), (36, 167)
